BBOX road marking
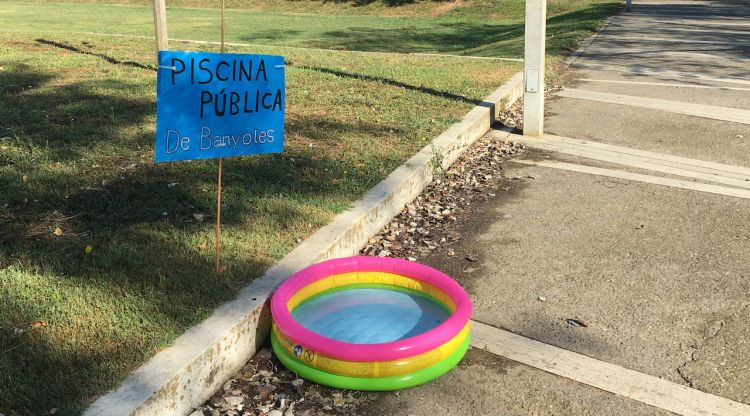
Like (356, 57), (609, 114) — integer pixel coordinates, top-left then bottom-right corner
(526, 133), (750, 179)
(598, 35), (750, 47)
(579, 47), (750, 63)
(615, 17), (750, 28)
(471, 321), (750, 416)
(556, 88), (750, 125)
(575, 79), (750, 92)
(499, 130), (750, 179)
(519, 139), (750, 189)
(570, 62), (750, 86)
(606, 24), (750, 36)
(512, 159), (750, 199)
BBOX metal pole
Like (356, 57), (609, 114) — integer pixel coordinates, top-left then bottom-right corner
(523, 0), (546, 137)
(151, 0), (168, 55)
(626, 0), (632, 11)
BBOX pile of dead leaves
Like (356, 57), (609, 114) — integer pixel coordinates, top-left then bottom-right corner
(498, 98), (524, 130)
(361, 137), (523, 260)
(193, 349), (374, 416)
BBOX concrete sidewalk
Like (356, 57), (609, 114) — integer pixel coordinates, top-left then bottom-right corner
(359, 1), (750, 415)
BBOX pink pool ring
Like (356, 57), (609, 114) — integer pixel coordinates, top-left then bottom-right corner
(270, 256), (472, 390)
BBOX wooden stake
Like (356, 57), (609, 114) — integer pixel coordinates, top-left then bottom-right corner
(151, 0), (168, 55)
(215, 0), (226, 275)
(215, 158), (223, 274)
(221, 0), (225, 51)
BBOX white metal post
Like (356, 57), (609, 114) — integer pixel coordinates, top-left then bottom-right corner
(152, 0), (168, 55)
(523, 0), (546, 137)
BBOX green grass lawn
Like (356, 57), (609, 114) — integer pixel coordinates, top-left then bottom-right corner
(2, 0), (619, 58)
(0, 1), (619, 414)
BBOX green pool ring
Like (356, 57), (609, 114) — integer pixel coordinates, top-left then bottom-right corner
(271, 331), (470, 391)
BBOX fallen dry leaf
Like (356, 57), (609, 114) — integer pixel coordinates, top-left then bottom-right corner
(31, 321), (47, 329)
(53, 227), (63, 237)
(224, 396), (243, 407)
(565, 318), (588, 328)
(84, 245), (93, 254)
(199, 242), (207, 251)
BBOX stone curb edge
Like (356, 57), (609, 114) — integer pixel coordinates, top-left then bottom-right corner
(84, 71), (524, 416)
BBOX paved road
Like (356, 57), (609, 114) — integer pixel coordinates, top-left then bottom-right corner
(548, 0), (750, 166)
(359, 1), (750, 415)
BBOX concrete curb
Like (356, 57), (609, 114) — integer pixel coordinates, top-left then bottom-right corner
(84, 72), (524, 416)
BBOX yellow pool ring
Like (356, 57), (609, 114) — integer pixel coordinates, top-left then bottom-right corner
(272, 321), (470, 378)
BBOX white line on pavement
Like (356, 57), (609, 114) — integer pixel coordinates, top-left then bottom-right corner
(570, 62), (750, 86)
(614, 17), (750, 28)
(521, 140), (750, 189)
(599, 35), (750, 47)
(512, 159), (750, 199)
(471, 321), (750, 416)
(579, 48), (750, 63)
(556, 88), (750, 125)
(528, 133), (750, 179)
(574, 78), (750, 92)
(605, 24), (750, 36)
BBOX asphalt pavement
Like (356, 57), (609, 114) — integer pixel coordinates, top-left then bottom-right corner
(359, 1), (750, 414)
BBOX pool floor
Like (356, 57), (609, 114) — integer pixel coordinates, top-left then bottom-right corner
(291, 287), (450, 344)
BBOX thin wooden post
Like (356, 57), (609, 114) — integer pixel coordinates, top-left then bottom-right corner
(221, 0), (225, 50)
(215, 158), (223, 274)
(151, 0), (168, 54)
(523, 0), (546, 137)
(215, 0), (226, 275)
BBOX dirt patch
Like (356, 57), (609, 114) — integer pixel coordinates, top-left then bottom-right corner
(430, 0), (465, 16)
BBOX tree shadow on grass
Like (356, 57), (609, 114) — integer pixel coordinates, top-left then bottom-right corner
(0, 62), (154, 163)
(321, 0), (418, 6)
(0, 59), (407, 414)
(247, 29), (305, 43)
(35, 39), (157, 71)
(293, 64), (484, 105)
(0, 223), (274, 415)
(273, 2), (620, 57)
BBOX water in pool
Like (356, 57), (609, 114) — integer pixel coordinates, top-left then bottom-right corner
(291, 287), (451, 344)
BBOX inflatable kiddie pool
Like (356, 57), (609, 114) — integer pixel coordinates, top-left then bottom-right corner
(270, 256), (472, 390)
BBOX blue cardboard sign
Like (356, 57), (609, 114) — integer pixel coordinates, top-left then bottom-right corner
(155, 51), (285, 163)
